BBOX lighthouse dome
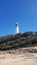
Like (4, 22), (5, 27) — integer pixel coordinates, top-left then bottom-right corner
(15, 23), (18, 27)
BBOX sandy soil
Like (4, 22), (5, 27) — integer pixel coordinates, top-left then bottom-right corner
(0, 47), (37, 65)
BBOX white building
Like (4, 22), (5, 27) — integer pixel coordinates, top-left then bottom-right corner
(15, 23), (19, 34)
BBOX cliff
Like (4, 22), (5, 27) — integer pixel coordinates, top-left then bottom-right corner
(0, 32), (37, 50)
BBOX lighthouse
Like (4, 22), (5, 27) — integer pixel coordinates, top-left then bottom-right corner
(15, 23), (19, 34)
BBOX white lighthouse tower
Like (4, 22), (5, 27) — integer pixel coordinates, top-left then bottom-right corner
(15, 23), (19, 34)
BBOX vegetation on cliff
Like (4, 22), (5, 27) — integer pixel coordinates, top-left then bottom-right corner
(0, 32), (37, 50)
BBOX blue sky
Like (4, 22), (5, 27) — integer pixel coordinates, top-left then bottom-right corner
(0, 0), (37, 36)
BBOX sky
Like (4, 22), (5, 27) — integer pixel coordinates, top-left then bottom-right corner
(0, 0), (37, 36)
